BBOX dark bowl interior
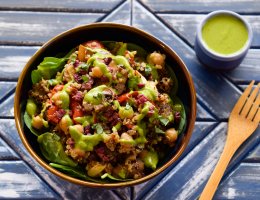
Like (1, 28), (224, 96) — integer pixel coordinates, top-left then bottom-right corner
(15, 23), (196, 188)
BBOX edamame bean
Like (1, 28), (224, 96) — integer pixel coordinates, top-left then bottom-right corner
(26, 99), (37, 117)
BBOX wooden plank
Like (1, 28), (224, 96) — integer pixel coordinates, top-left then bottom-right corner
(0, 137), (19, 160)
(0, 93), (14, 117)
(244, 144), (260, 162)
(133, 1), (242, 120)
(140, 0), (260, 14)
(0, 82), (16, 100)
(215, 163), (260, 199)
(139, 123), (259, 200)
(0, 11), (104, 45)
(134, 122), (218, 199)
(196, 103), (215, 120)
(159, 14), (260, 48)
(0, 119), (127, 200)
(103, 0), (131, 25)
(0, 161), (59, 199)
(222, 50), (260, 84)
(0, 46), (39, 80)
(0, 0), (122, 12)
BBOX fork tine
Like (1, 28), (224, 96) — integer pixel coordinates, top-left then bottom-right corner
(241, 83), (260, 117)
(253, 109), (260, 124)
(248, 94), (260, 121)
(232, 80), (255, 114)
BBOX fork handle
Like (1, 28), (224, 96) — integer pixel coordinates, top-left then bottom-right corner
(199, 140), (238, 200)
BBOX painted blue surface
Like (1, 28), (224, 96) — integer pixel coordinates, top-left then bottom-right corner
(0, 0), (259, 199)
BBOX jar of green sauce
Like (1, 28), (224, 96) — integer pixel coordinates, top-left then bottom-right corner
(195, 10), (252, 70)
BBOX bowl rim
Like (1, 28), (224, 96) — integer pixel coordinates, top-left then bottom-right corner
(197, 10), (253, 61)
(14, 22), (196, 188)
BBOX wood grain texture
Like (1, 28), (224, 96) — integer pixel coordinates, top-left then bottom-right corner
(0, 0), (122, 12)
(0, 46), (39, 80)
(215, 163), (260, 199)
(0, 119), (126, 200)
(140, 0), (260, 13)
(244, 144), (260, 162)
(222, 50), (260, 84)
(134, 122), (218, 199)
(196, 103), (215, 120)
(0, 11), (104, 45)
(141, 123), (260, 200)
(103, 0), (131, 25)
(0, 82), (16, 100)
(0, 137), (19, 160)
(0, 161), (59, 199)
(159, 14), (260, 48)
(133, 1), (241, 120)
(0, 93), (14, 117)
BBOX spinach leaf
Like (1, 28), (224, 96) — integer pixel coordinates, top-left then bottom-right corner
(172, 97), (186, 134)
(101, 173), (132, 182)
(49, 163), (102, 182)
(31, 57), (66, 84)
(102, 41), (148, 59)
(38, 132), (77, 167)
(31, 48), (75, 84)
(23, 111), (42, 136)
(127, 43), (148, 58)
(166, 64), (178, 95)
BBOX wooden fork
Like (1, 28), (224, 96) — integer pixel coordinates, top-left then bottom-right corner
(199, 80), (260, 200)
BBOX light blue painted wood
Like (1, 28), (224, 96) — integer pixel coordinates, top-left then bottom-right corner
(222, 50), (260, 84)
(0, 93), (14, 117)
(0, 161), (59, 199)
(0, 82), (16, 101)
(0, 119), (126, 200)
(140, 0), (260, 14)
(0, 0), (122, 12)
(0, 11), (104, 45)
(140, 123), (259, 200)
(244, 144), (260, 162)
(158, 14), (260, 48)
(0, 46), (39, 80)
(196, 103), (215, 121)
(103, 0), (131, 25)
(134, 122), (218, 199)
(0, 137), (19, 160)
(215, 163), (260, 199)
(133, 1), (241, 120)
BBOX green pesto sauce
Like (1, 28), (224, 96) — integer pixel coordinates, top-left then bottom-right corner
(202, 14), (248, 55)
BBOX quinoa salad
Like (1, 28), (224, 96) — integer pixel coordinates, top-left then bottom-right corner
(24, 40), (186, 181)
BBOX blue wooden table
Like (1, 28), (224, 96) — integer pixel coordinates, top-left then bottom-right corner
(0, 0), (259, 199)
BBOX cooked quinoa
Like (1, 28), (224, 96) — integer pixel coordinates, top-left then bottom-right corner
(25, 40), (185, 181)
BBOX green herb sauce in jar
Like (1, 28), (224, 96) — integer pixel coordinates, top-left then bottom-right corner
(202, 14), (248, 55)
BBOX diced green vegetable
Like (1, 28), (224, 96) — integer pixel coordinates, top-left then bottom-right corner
(142, 150), (159, 170)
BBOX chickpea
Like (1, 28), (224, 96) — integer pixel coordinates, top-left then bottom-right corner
(63, 63), (76, 82)
(165, 128), (178, 143)
(74, 124), (84, 133)
(32, 115), (44, 130)
(121, 132), (133, 141)
(52, 92), (62, 107)
(87, 163), (106, 177)
(148, 52), (165, 66)
(90, 67), (103, 78)
(59, 115), (73, 134)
